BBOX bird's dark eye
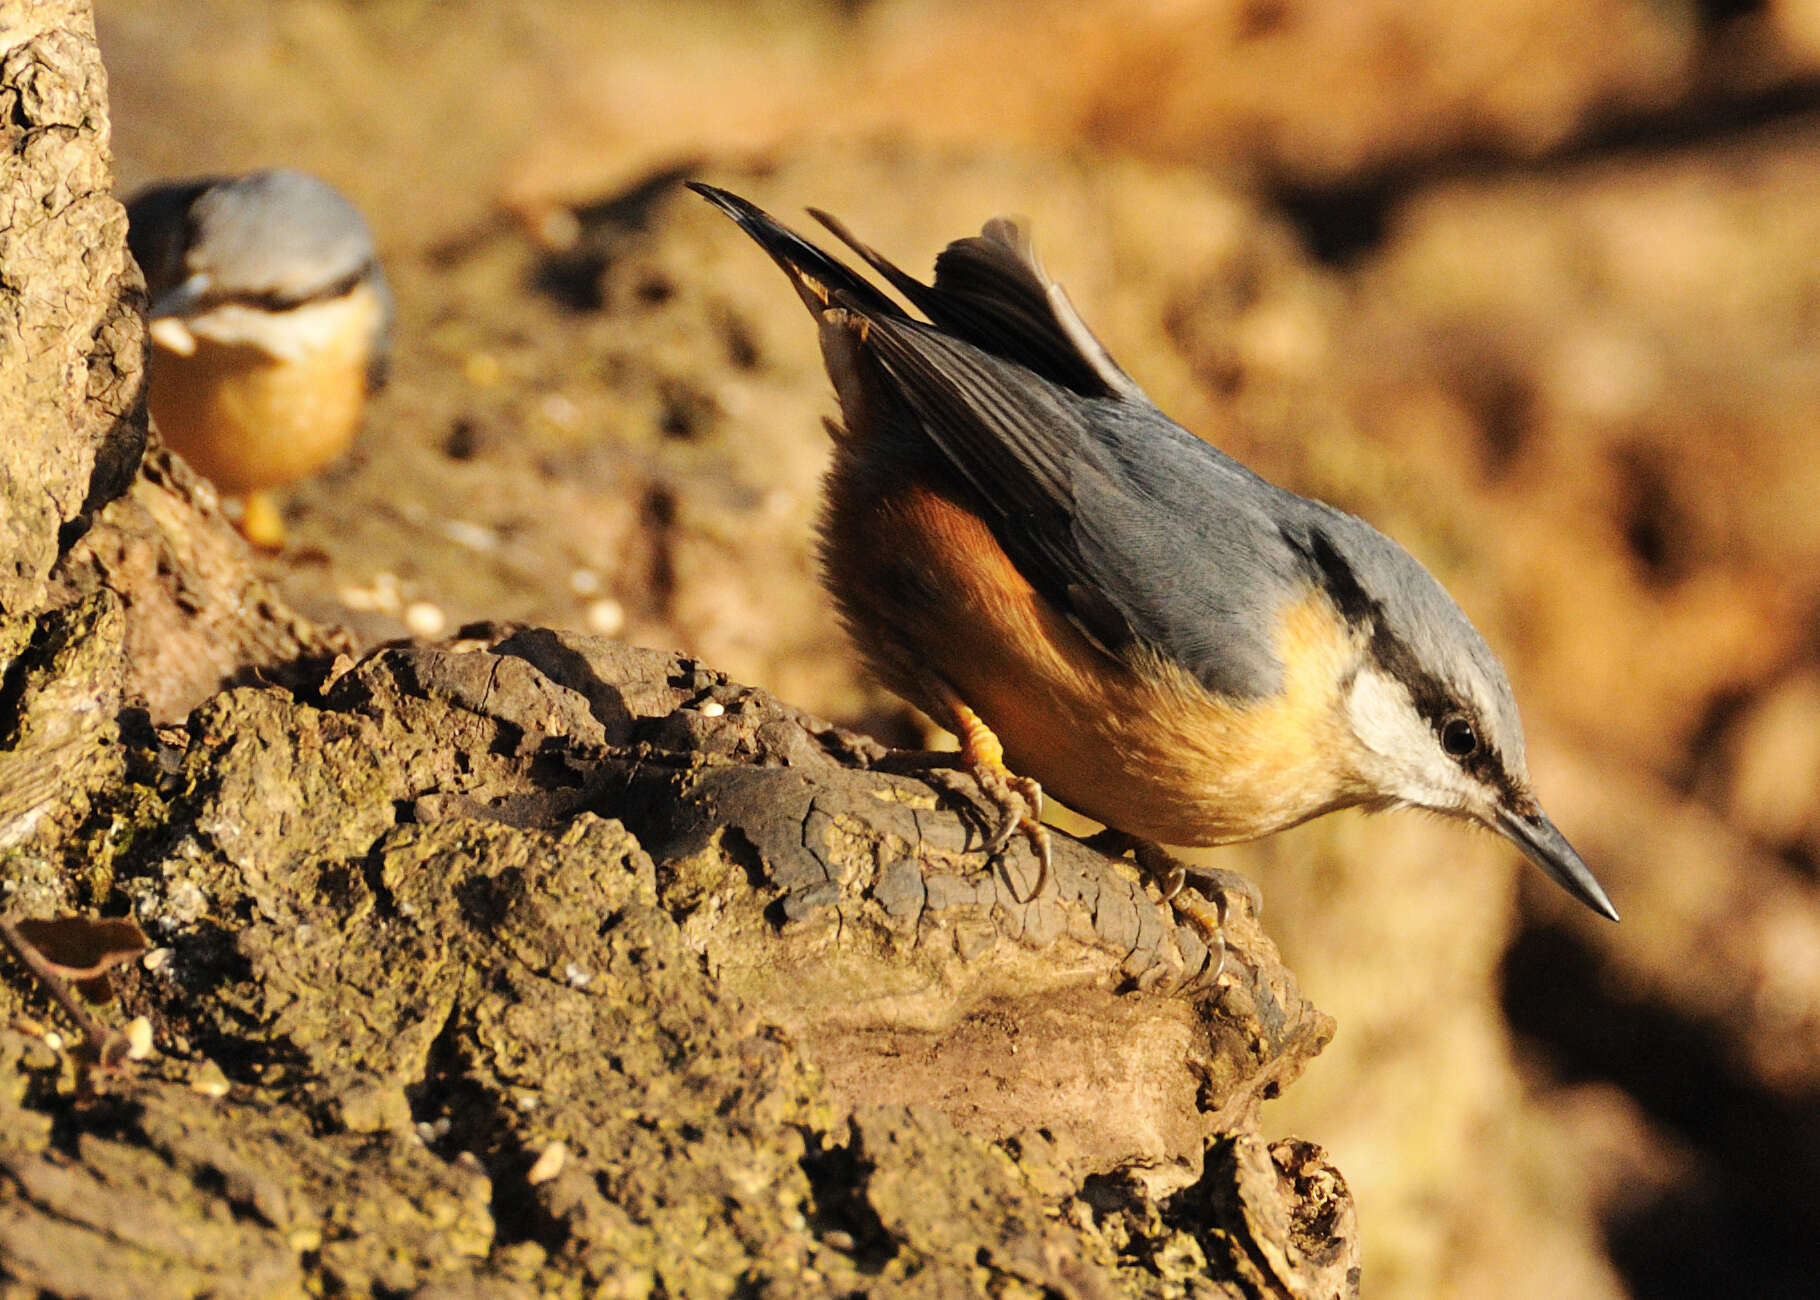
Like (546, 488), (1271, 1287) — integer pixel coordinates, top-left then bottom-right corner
(1440, 715), (1479, 759)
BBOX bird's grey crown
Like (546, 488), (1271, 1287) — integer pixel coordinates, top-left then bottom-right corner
(186, 170), (379, 302)
(128, 169), (380, 309)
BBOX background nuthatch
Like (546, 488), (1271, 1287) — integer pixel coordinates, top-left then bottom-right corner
(691, 183), (1619, 925)
(127, 169), (390, 535)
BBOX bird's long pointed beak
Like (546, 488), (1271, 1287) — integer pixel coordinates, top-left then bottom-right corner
(1496, 806), (1619, 921)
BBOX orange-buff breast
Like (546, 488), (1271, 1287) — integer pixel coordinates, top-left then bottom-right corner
(146, 284), (382, 496)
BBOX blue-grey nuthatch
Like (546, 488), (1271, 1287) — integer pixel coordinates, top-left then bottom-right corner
(126, 169), (390, 512)
(691, 183), (1619, 925)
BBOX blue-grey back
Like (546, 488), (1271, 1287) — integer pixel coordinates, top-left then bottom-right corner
(1066, 399), (1311, 699)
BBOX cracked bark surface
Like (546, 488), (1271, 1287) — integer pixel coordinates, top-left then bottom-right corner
(2, 630), (1351, 1299)
(0, 5), (1354, 1295)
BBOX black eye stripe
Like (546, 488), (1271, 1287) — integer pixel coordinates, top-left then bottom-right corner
(1289, 522), (1522, 800)
(187, 262), (377, 315)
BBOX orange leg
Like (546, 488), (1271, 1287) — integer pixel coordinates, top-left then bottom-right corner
(935, 686), (1052, 902)
(236, 490), (288, 551)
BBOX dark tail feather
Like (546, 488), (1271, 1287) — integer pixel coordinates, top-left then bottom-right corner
(807, 205), (940, 315)
(813, 202), (1138, 401)
(686, 182), (902, 321)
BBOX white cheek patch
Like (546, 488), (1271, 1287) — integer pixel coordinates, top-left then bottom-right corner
(181, 291), (375, 362)
(1346, 670), (1432, 763)
(1344, 668), (1475, 811)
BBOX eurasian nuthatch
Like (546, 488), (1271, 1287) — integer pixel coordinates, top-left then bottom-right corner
(691, 183), (1618, 927)
(126, 169), (390, 516)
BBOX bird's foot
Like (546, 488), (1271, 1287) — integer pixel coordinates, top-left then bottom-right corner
(971, 762), (1051, 904)
(876, 747), (1052, 902)
(897, 688), (1050, 902)
(1084, 829), (1261, 978)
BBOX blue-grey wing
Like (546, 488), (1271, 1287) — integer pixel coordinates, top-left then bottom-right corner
(861, 314), (1305, 700)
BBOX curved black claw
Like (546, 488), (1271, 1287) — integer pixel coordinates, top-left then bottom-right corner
(1170, 862), (1264, 922)
(976, 768), (1051, 903)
